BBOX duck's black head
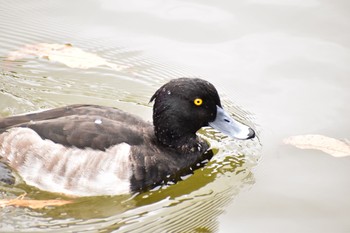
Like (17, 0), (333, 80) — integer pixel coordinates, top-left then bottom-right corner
(150, 78), (255, 150)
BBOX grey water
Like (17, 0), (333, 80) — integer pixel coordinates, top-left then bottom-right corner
(0, 1), (349, 232)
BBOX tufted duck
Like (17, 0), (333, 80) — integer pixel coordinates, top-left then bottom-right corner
(0, 78), (255, 196)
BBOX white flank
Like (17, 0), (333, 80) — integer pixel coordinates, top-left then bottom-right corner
(0, 128), (132, 196)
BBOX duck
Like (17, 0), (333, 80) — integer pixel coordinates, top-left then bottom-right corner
(0, 78), (255, 196)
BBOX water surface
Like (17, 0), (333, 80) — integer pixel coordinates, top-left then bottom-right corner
(0, 0), (349, 233)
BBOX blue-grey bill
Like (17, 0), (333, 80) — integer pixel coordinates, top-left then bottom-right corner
(209, 106), (255, 140)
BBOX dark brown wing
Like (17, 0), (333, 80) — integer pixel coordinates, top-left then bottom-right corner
(0, 105), (152, 150)
(0, 104), (144, 129)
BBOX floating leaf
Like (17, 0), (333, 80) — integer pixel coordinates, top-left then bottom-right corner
(0, 198), (73, 209)
(283, 134), (350, 157)
(7, 43), (128, 70)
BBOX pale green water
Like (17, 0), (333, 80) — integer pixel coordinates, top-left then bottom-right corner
(0, 1), (349, 233)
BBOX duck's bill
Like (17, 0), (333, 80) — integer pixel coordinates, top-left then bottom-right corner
(209, 106), (255, 140)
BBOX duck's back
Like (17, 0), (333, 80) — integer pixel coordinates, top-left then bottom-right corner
(0, 104), (151, 150)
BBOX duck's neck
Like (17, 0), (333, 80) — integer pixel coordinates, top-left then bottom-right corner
(153, 124), (208, 154)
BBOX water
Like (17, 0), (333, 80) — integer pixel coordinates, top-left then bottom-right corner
(0, 0), (349, 232)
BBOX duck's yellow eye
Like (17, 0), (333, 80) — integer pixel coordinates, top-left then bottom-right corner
(194, 98), (203, 106)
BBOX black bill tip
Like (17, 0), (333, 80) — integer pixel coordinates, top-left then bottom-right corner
(247, 128), (255, 139)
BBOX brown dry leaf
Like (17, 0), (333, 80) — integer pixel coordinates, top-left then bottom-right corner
(283, 134), (350, 157)
(7, 43), (128, 70)
(0, 198), (73, 209)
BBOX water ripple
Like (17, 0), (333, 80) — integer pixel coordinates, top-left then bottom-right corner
(0, 1), (261, 232)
